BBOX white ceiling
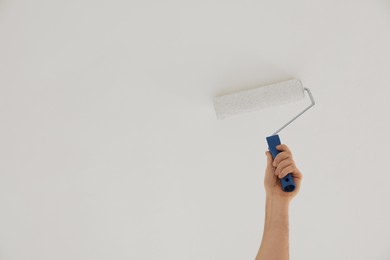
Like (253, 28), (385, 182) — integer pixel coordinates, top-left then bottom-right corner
(1, 0), (390, 259)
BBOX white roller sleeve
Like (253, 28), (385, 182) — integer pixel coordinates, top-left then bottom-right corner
(213, 79), (305, 119)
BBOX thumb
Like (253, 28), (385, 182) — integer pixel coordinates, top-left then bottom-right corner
(265, 151), (274, 168)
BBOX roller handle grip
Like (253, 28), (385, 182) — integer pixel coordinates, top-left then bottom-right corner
(266, 135), (296, 192)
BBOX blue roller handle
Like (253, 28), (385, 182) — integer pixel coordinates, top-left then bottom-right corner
(266, 134), (296, 192)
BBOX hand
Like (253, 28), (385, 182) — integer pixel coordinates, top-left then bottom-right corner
(264, 144), (303, 202)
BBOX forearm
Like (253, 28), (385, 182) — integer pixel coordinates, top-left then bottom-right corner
(255, 197), (290, 260)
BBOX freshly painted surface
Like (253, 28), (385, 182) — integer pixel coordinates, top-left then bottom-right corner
(1, 1), (389, 259)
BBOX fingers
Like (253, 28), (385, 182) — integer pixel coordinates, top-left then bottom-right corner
(270, 144), (302, 179)
(272, 144), (292, 166)
(277, 164), (302, 180)
(275, 158), (292, 177)
(276, 144), (291, 153)
(272, 151), (290, 167)
(279, 165), (296, 179)
(277, 161), (303, 179)
(275, 159), (297, 179)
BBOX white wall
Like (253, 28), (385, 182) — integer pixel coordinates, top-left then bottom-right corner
(1, 0), (390, 259)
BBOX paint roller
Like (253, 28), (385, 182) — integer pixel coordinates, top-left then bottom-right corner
(213, 79), (315, 192)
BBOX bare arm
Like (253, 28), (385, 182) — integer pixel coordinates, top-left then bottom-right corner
(255, 145), (303, 260)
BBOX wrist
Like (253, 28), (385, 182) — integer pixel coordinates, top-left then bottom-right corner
(266, 196), (290, 210)
(265, 196), (290, 223)
(266, 193), (292, 206)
